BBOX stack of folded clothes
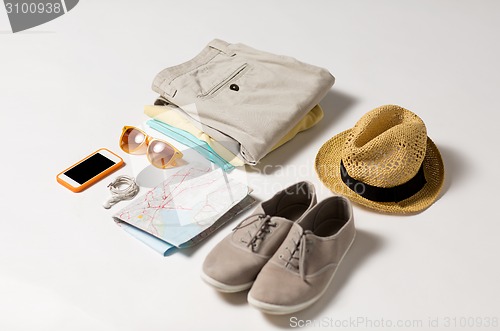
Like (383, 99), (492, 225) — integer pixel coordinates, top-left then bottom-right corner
(147, 39), (334, 170)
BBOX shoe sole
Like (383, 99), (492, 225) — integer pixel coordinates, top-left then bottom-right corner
(247, 234), (356, 315)
(201, 271), (254, 293)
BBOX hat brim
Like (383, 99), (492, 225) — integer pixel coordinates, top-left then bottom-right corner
(315, 129), (445, 214)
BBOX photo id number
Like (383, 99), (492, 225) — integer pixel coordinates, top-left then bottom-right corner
(5, 2), (62, 14)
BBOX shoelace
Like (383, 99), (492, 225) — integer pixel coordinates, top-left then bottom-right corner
(233, 214), (276, 252)
(282, 231), (311, 281)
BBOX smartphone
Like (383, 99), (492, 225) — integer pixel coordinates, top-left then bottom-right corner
(57, 148), (124, 192)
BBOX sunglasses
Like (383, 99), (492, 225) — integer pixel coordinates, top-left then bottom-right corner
(119, 126), (183, 169)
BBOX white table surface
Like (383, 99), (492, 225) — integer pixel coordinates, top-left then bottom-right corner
(1, 1), (499, 330)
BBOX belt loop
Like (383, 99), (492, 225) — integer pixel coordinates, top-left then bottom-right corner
(159, 80), (177, 98)
(208, 39), (236, 56)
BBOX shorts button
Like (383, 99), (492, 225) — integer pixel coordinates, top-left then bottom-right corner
(230, 84), (239, 91)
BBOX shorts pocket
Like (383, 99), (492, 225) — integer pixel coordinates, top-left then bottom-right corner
(197, 63), (249, 98)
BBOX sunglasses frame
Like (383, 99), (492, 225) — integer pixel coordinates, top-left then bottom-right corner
(120, 126), (183, 169)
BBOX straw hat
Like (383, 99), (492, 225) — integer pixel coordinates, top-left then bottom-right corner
(315, 105), (444, 214)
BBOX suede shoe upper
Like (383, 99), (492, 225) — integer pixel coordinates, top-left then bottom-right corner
(248, 195), (355, 313)
(202, 181), (316, 292)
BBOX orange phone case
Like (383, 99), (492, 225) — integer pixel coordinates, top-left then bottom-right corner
(56, 148), (124, 193)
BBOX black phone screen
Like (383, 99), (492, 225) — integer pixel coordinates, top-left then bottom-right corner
(64, 153), (116, 185)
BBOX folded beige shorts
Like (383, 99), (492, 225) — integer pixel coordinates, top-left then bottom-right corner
(152, 39), (334, 164)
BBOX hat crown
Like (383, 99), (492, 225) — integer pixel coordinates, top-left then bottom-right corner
(341, 105), (428, 188)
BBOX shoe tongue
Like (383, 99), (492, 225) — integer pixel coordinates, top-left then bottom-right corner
(289, 222), (304, 236)
(251, 204), (294, 225)
(252, 205), (266, 215)
(270, 216), (293, 225)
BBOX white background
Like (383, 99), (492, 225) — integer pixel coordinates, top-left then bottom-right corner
(1, 1), (499, 330)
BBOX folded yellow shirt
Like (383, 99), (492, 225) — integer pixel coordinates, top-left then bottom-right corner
(144, 104), (324, 166)
(272, 104), (323, 150)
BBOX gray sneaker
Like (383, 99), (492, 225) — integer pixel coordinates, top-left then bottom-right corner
(248, 196), (355, 314)
(201, 182), (316, 293)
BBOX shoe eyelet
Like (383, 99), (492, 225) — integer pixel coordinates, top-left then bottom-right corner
(279, 254), (283, 259)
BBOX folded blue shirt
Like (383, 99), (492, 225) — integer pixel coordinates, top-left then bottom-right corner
(147, 119), (234, 172)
